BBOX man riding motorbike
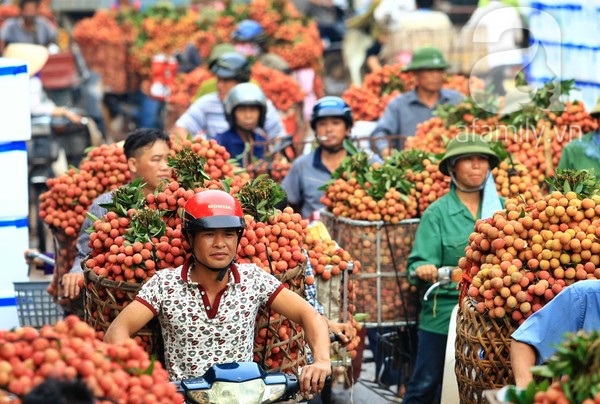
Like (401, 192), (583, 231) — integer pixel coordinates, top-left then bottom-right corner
(104, 190), (332, 396)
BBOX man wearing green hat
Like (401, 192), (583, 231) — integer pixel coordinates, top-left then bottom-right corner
(370, 46), (463, 157)
(405, 133), (502, 403)
(556, 99), (600, 178)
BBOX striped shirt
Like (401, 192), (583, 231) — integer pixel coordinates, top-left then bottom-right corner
(175, 92), (285, 140)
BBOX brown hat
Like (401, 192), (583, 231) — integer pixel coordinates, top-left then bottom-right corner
(3, 43), (49, 77)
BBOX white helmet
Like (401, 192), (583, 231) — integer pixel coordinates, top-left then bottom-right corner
(224, 82), (267, 129)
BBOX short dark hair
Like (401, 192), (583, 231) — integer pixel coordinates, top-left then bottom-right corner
(123, 128), (170, 159)
(416, 0), (434, 8)
(19, 0), (40, 9)
(21, 378), (95, 404)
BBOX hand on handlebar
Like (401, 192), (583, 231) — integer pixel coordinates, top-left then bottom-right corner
(415, 264), (438, 283)
(299, 360), (331, 396)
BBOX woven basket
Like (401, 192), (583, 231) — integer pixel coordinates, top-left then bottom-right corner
(455, 297), (519, 404)
(83, 269), (162, 357)
(253, 264), (308, 377)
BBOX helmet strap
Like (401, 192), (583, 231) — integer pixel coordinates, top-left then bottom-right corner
(449, 170), (489, 193)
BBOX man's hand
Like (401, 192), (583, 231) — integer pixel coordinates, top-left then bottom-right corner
(299, 359), (331, 396)
(415, 264), (438, 283)
(24, 249), (43, 267)
(328, 320), (354, 347)
(61, 273), (84, 300)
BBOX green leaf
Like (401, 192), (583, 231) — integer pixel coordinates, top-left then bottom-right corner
(234, 175), (286, 222)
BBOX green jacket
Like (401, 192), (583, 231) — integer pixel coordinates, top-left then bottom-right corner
(407, 187), (501, 335)
(556, 132), (600, 178)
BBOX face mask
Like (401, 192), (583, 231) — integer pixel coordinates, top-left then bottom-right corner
(234, 43), (261, 57)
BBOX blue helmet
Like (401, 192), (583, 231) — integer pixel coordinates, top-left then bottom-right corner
(310, 96), (354, 130)
(231, 20), (266, 44)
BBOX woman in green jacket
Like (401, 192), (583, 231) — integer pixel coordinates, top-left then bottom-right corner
(556, 102), (600, 177)
(403, 133), (502, 403)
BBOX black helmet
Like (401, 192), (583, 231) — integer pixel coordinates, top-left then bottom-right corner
(310, 96), (353, 130)
(224, 82), (267, 129)
(209, 52), (250, 82)
(231, 19), (267, 44)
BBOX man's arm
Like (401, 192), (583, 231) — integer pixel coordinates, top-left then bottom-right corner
(63, 194), (111, 298)
(510, 338), (537, 388)
(170, 126), (191, 144)
(270, 288), (331, 394)
(172, 98), (208, 142)
(104, 300), (155, 344)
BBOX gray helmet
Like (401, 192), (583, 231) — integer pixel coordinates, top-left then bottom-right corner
(224, 82), (267, 129)
(209, 52), (250, 82)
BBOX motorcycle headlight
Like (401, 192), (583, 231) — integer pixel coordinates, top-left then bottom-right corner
(185, 378), (286, 404)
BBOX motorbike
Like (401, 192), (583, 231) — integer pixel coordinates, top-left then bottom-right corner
(27, 112), (91, 252)
(176, 362), (299, 404)
(28, 116), (60, 253)
(176, 334), (340, 404)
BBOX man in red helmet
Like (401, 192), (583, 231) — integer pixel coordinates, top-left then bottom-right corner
(104, 190), (331, 395)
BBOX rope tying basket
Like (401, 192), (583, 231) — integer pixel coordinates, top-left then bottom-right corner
(83, 269), (162, 357)
(455, 297), (519, 404)
(253, 264), (307, 377)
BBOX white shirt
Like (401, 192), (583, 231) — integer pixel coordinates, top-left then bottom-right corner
(373, 0), (416, 31)
(461, 1), (525, 69)
(29, 76), (55, 116)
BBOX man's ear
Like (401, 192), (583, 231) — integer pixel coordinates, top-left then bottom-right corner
(127, 157), (137, 175)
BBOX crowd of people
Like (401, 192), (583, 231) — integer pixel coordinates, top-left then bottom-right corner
(8, 1), (600, 403)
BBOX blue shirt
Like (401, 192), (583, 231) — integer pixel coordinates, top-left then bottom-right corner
(214, 128), (266, 167)
(281, 147), (382, 218)
(370, 88), (463, 153)
(281, 147), (334, 219)
(511, 280), (600, 363)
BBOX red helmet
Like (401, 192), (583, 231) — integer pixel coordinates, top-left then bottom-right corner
(183, 190), (245, 233)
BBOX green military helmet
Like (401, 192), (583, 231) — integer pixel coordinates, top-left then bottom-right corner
(207, 43), (237, 66)
(402, 46), (450, 72)
(439, 133), (500, 176)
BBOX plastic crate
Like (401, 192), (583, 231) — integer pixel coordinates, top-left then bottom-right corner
(13, 282), (63, 328)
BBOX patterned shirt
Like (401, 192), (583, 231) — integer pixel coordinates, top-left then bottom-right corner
(136, 260), (284, 381)
(175, 92), (285, 140)
(304, 256), (324, 315)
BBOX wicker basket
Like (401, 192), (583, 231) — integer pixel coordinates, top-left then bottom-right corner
(321, 211), (420, 326)
(253, 264), (308, 377)
(83, 269), (162, 357)
(455, 297), (519, 404)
